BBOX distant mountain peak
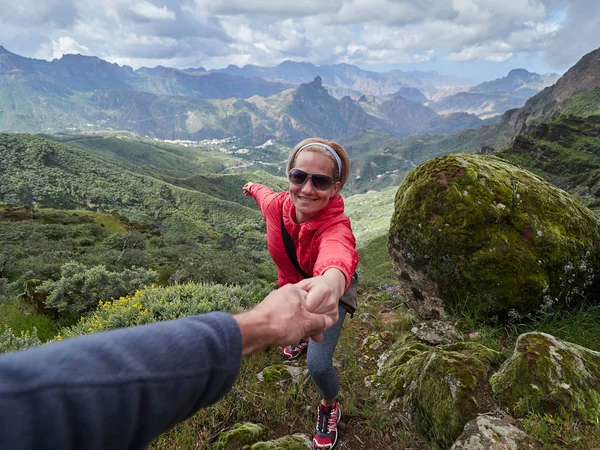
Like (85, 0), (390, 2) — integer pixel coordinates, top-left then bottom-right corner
(277, 60), (317, 69)
(58, 53), (98, 62)
(312, 75), (322, 87)
(502, 46), (600, 132)
(507, 68), (535, 77)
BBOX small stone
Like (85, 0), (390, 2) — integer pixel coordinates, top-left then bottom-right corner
(369, 340), (383, 351)
(357, 313), (376, 326)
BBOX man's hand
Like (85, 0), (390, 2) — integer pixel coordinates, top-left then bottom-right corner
(295, 268), (346, 325)
(241, 182), (254, 196)
(234, 284), (333, 355)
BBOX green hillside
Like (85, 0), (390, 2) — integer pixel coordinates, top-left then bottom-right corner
(498, 115), (600, 211)
(177, 171), (288, 208)
(42, 133), (246, 184)
(0, 133), (265, 242)
(340, 122), (514, 193)
(0, 133), (287, 305)
(344, 187), (397, 284)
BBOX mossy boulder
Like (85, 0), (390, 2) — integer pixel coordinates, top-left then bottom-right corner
(388, 153), (600, 318)
(214, 422), (267, 450)
(490, 332), (600, 422)
(250, 433), (311, 449)
(368, 338), (503, 448)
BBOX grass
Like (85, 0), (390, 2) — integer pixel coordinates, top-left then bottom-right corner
(451, 294), (600, 355)
(146, 286), (600, 449)
(148, 290), (431, 450)
(515, 301), (600, 352)
(55, 209), (128, 232)
(522, 413), (600, 449)
(0, 301), (75, 342)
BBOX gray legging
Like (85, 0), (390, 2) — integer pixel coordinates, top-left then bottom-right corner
(307, 304), (347, 400)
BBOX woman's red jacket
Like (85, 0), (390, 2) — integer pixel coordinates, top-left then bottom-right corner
(248, 184), (358, 292)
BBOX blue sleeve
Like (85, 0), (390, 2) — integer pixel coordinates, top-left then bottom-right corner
(0, 311), (242, 450)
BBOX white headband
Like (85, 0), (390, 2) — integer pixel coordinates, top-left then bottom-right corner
(296, 143), (343, 179)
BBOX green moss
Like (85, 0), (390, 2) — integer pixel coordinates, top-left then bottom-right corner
(250, 434), (311, 449)
(373, 339), (502, 448)
(389, 153), (600, 318)
(214, 422), (267, 450)
(260, 364), (292, 382)
(364, 334), (381, 346)
(490, 332), (600, 422)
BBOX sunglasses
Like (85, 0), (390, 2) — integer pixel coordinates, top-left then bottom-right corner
(288, 168), (334, 191)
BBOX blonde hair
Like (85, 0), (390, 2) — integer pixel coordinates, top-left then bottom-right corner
(286, 138), (351, 189)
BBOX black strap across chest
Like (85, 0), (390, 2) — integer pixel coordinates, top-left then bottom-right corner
(280, 208), (312, 279)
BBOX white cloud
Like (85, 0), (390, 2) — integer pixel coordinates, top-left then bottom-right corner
(0, 0), (596, 76)
(544, 0), (600, 70)
(191, 0), (343, 17)
(51, 36), (90, 58)
(449, 42), (513, 62)
(129, 1), (176, 21)
(447, 20), (561, 62)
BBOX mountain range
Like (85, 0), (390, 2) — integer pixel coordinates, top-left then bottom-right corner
(0, 45), (556, 144)
(426, 69), (560, 120)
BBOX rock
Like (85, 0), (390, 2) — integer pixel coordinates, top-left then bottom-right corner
(214, 423), (267, 450)
(257, 364), (307, 384)
(250, 433), (312, 449)
(370, 340), (383, 351)
(490, 332), (600, 422)
(411, 320), (461, 345)
(450, 415), (540, 449)
(368, 339), (503, 448)
(357, 312), (376, 326)
(388, 153), (600, 319)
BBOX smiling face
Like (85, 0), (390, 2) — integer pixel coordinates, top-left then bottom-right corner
(289, 150), (341, 223)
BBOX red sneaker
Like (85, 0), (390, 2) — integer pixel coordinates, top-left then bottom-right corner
(283, 339), (309, 359)
(313, 401), (341, 449)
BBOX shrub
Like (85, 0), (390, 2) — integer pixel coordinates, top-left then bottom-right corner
(39, 262), (158, 316)
(0, 326), (43, 355)
(59, 281), (264, 338)
(0, 278), (18, 303)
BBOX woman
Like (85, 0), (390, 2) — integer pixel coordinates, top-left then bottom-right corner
(242, 138), (358, 450)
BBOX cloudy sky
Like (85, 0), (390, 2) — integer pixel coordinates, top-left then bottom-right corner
(0, 0), (598, 82)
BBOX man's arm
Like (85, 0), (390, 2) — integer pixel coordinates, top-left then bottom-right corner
(0, 284), (331, 450)
(0, 312), (242, 450)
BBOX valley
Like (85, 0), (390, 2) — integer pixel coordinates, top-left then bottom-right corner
(2, 43), (600, 450)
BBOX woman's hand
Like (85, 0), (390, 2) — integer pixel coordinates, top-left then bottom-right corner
(242, 182), (254, 196)
(295, 268), (346, 325)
